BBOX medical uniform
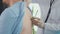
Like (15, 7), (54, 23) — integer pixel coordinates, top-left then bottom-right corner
(0, 2), (25, 34)
(33, 0), (60, 34)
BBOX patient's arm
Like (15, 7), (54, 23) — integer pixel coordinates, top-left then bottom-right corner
(21, 8), (32, 34)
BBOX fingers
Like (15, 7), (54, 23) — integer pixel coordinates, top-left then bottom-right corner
(31, 17), (40, 20)
(31, 17), (45, 29)
(31, 17), (40, 26)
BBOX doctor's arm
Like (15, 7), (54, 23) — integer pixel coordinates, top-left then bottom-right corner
(32, 18), (60, 31)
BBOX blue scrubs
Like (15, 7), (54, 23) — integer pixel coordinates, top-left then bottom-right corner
(0, 2), (25, 34)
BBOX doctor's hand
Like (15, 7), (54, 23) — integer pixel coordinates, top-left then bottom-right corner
(31, 17), (45, 29)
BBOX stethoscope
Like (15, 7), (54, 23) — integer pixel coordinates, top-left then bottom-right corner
(23, 0), (55, 34)
(27, 0), (55, 34)
(45, 0), (54, 23)
(43, 0), (54, 34)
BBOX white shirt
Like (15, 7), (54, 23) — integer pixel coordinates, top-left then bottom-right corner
(33, 0), (60, 34)
(29, 3), (42, 33)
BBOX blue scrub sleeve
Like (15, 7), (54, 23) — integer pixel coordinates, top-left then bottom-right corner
(0, 2), (25, 34)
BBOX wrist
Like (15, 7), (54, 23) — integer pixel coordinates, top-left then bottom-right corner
(37, 22), (45, 29)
